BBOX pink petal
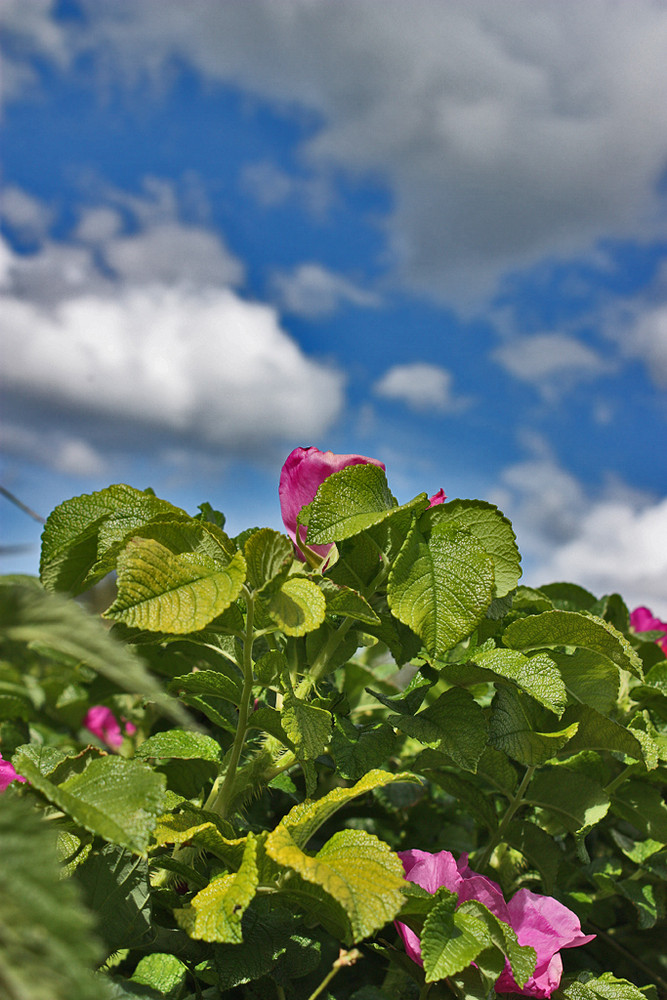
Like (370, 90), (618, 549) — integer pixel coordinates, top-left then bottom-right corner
(279, 446), (385, 555)
(428, 488), (447, 506)
(0, 755), (27, 792)
(83, 705), (124, 748)
(630, 606), (667, 655)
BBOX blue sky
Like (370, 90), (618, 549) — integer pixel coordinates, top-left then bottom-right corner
(1, 0), (666, 614)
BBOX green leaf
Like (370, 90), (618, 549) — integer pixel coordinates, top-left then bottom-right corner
(167, 668), (242, 705)
(387, 521), (495, 656)
(74, 844), (151, 954)
(0, 794), (104, 1000)
(152, 806), (246, 868)
(425, 499), (521, 598)
(488, 687), (578, 766)
(265, 575), (326, 636)
(319, 578), (381, 624)
(135, 729), (223, 762)
(281, 689), (333, 761)
(14, 752), (166, 855)
(611, 779), (667, 842)
(176, 833), (259, 942)
(538, 581), (597, 610)
(302, 463), (428, 544)
(105, 537), (246, 634)
(617, 877), (662, 929)
(527, 767), (610, 834)
(0, 582), (187, 723)
(551, 648), (620, 715)
(457, 899), (536, 989)
(504, 820), (563, 893)
(276, 769), (419, 849)
(130, 954), (188, 999)
(560, 705), (646, 762)
(421, 895), (488, 982)
(40, 484), (190, 594)
(562, 972), (656, 999)
(266, 825), (406, 942)
(470, 647), (567, 716)
(331, 718), (397, 781)
(387, 686), (488, 772)
(244, 528), (293, 592)
(503, 610), (643, 679)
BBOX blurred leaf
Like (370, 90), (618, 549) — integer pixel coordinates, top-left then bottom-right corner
(75, 844), (151, 954)
(135, 729), (223, 762)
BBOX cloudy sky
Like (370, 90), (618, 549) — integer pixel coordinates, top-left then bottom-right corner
(2, 0), (666, 614)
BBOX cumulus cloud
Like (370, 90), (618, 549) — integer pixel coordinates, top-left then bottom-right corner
(492, 333), (614, 395)
(623, 306), (667, 388)
(494, 440), (667, 617)
(1, 185), (54, 242)
(13, 0), (666, 303)
(373, 363), (468, 414)
(272, 263), (380, 318)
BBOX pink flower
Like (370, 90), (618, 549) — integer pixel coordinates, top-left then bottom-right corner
(0, 754), (27, 792)
(396, 849), (594, 998)
(630, 606), (667, 655)
(279, 446), (385, 557)
(83, 705), (135, 749)
(428, 488), (447, 506)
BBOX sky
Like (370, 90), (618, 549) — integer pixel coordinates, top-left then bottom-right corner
(1, 0), (666, 615)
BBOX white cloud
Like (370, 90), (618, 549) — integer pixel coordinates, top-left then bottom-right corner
(241, 161), (332, 216)
(0, 185), (53, 241)
(492, 332), (613, 394)
(625, 306), (667, 388)
(373, 363), (467, 414)
(272, 263), (380, 318)
(19, 0), (667, 303)
(494, 442), (667, 617)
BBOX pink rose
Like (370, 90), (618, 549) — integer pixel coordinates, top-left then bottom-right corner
(0, 754), (27, 792)
(396, 849), (593, 998)
(83, 705), (136, 749)
(279, 446), (385, 557)
(630, 606), (667, 655)
(428, 488), (447, 506)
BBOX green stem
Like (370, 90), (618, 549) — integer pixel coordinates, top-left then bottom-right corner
(604, 761), (637, 796)
(305, 950), (362, 1000)
(476, 765), (535, 871)
(207, 587), (256, 820)
(309, 616), (354, 682)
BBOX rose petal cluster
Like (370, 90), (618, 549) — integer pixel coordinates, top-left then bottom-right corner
(396, 849), (594, 999)
(83, 705), (136, 749)
(0, 754), (27, 792)
(279, 446), (446, 557)
(630, 606), (667, 656)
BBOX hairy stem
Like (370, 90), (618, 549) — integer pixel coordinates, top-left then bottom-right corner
(476, 765), (535, 871)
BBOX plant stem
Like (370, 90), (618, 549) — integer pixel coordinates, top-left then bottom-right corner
(476, 765), (535, 871)
(305, 949), (362, 1000)
(207, 586), (256, 820)
(309, 616), (354, 682)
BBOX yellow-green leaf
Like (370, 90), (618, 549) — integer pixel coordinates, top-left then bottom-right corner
(176, 833), (258, 942)
(265, 576), (326, 637)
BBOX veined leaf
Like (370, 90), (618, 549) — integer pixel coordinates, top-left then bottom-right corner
(457, 899), (536, 989)
(244, 528), (293, 592)
(281, 688), (333, 761)
(388, 521), (495, 656)
(130, 954), (188, 997)
(176, 833), (259, 942)
(13, 752), (166, 855)
(470, 648), (567, 717)
(561, 971), (654, 999)
(168, 668), (242, 706)
(388, 687), (488, 772)
(40, 484), (190, 594)
(319, 578), (380, 624)
(489, 687), (578, 766)
(303, 463), (428, 544)
(266, 825), (406, 943)
(551, 648), (620, 715)
(105, 537), (246, 633)
(503, 610), (643, 679)
(135, 728), (223, 762)
(265, 576), (326, 636)
(527, 768), (610, 834)
(279, 768), (420, 849)
(424, 500), (521, 598)
(560, 705), (646, 762)
(74, 844), (151, 954)
(421, 895), (489, 982)
(152, 806), (246, 868)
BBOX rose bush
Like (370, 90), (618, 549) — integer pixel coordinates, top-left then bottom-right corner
(83, 705), (135, 749)
(0, 754), (27, 792)
(631, 605), (667, 655)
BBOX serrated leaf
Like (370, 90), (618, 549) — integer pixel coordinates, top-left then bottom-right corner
(388, 521), (495, 656)
(388, 686), (488, 772)
(135, 729), (223, 762)
(14, 753), (166, 855)
(319, 578), (381, 624)
(457, 899), (536, 989)
(280, 769), (419, 848)
(560, 705), (646, 761)
(105, 538), (246, 634)
(488, 687), (578, 766)
(562, 972), (655, 999)
(74, 844), (151, 954)
(152, 806), (246, 867)
(503, 610), (643, 679)
(244, 528), (293, 592)
(471, 647), (567, 716)
(302, 463), (428, 545)
(282, 690), (332, 761)
(130, 954), (188, 999)
(0, 795), (104, 1000)
(551, 648), (620, 714)
(39, 484), (190, 594)
(421, 897), (489, 982)
(176, 833), (259, 942)
(527, 767), (610, 834)
(167, 668), (242, 705)
(265, 575), (326, 636)
(425, 500), (521, 598)
(266, 825), (406, 942)
(0, 583), (186, 723)
(331, 718), (397, 781)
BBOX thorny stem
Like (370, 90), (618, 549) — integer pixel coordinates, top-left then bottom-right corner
(207, 586), (256, 819)
(476, 765), (535, 871)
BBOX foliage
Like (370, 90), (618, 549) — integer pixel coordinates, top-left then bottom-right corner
(0, 456), (665, 999)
